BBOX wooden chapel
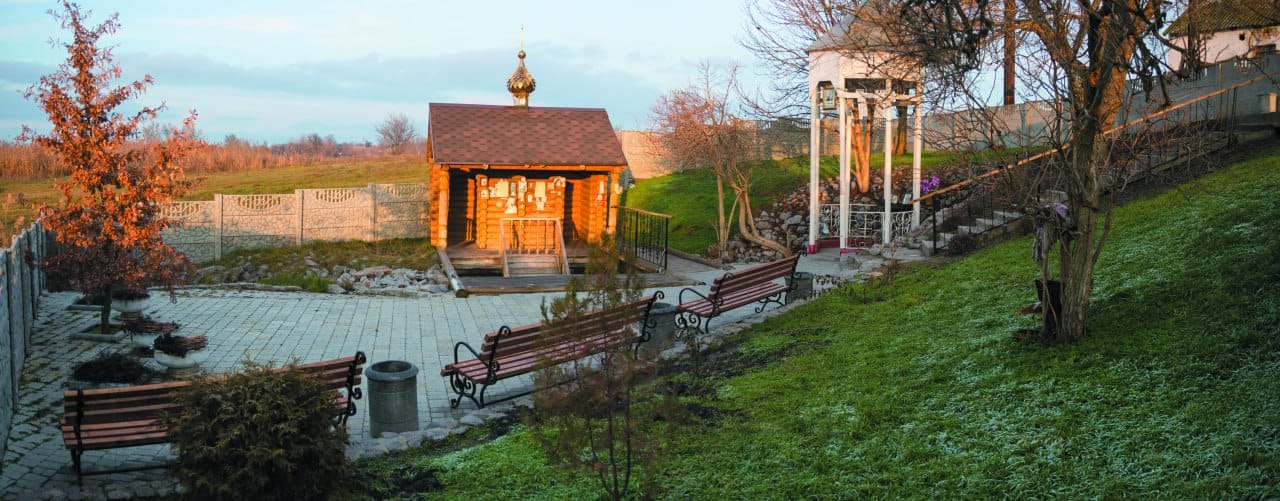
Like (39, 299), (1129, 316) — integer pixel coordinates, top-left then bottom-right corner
(426, 49), (629, 275)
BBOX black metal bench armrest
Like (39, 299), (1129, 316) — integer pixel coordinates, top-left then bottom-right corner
(677, 286), (711, 307)
(452, 330), (504, 384)
(638, 291), (663, 344)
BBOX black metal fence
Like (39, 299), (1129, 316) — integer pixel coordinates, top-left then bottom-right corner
(614, 207), (670, 272)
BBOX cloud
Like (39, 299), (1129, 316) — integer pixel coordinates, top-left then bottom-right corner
(0, 37), (696, 143)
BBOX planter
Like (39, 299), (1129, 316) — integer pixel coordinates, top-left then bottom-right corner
(111, 293), (151, 321)
(129, 332), (159, 349)
(154, 349), (208, 377)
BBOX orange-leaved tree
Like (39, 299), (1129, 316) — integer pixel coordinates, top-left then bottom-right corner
(20, 1), (200, 333)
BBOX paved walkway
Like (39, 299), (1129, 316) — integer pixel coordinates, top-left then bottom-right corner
(0, 248), (920, 499)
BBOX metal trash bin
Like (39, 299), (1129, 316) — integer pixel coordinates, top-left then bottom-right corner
(366, 360), (419, 436)
(788, 272), (814, 304)
(641, 302), (677, 359)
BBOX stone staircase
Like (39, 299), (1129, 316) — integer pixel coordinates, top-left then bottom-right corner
(914, 189), (1067, 256)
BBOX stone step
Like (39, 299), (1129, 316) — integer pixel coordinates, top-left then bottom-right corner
(919, 241), (938, 257)
(1039, 189), (1068, 204)
(994, 210), (1023, 221)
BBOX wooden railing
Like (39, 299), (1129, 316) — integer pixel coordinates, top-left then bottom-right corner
(913, 72), (1268, 207)
(498, 218), (568, 276)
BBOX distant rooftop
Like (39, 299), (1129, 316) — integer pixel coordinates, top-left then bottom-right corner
(1167, 0), (1280, 37)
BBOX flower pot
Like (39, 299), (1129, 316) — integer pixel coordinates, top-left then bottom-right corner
(130, 332), (159, 349)
(111, 293), (151, 321)
(154, 349), (208, 377)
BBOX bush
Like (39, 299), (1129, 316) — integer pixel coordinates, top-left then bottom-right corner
(71, 351), (155, 385)
(944, 233), (979, 256)
(166, 361), (349, 500)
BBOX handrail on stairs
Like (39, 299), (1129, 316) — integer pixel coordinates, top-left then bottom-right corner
(912, 72), (1271, 207)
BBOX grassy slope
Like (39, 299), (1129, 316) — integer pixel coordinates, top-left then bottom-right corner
(371, 147), (1280, 498)
(625, 152), (952, 254)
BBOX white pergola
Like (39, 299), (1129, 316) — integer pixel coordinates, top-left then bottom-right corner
(805, 13), (924, 254)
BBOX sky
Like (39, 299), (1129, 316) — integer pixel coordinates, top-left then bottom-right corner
(0, 0), (760, 144)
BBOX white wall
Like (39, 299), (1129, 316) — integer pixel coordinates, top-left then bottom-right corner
(1170, 26), (1280, 69)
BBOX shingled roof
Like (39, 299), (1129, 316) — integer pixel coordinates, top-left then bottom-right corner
(428, 103), (627, 166)
(1167, 0), (1280, 36)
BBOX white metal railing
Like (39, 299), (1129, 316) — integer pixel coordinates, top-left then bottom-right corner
(819, 204), (913, 247)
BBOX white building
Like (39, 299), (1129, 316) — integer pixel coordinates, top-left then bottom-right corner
(1167, 0), (1280, 70)
(806, 9), (923, 252)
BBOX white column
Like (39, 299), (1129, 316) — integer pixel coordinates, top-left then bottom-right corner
(882, 82), (894, 247)
(838, 94), (850, 249)
(912, 94), (924, 229)
(808, 89), (821, 250)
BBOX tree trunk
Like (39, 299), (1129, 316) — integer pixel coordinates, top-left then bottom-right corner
(735, 192), (791, 256)
(714, 169), (729, 260)
(99, 286), (113, 334)
(1054, 207), (1098, 341)
(893, 105), (908, 155)
(1002, 0), (1016, 106)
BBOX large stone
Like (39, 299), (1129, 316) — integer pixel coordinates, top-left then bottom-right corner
(354, 265), (392, 278)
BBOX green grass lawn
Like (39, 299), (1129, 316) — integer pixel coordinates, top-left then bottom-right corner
(625, 152), (954, 254)
(350, 146), (1280, 498)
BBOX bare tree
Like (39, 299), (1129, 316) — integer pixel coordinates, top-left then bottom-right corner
(650, 62), (791, 259)
(375, 113), (417, 154)
(896, 0), (1212, 341)
(741, 0), (852, 119)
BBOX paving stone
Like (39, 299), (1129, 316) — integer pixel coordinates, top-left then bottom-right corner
(4, 258), (791, 496)
(459, 414), (485, 427)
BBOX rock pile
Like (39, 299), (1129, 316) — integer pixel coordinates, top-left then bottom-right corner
(335, 265), (452, 296)
(720, 167), (956, 263)
(195, 263), (453, 296)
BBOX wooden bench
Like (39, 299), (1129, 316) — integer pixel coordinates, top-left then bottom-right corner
(61, 351), (366, 484)
(676, 254), (801, 334)
(441, 294), (660, 409)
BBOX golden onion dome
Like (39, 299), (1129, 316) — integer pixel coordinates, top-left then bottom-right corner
(507, 50), (535, 106)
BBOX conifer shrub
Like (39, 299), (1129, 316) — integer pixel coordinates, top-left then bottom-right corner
(945, 233), (979, 256)
(166, 361), (348, 500)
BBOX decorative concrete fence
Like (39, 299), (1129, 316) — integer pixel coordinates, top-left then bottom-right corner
(0, 221), (46, 461)
(162, 183), (429, 262)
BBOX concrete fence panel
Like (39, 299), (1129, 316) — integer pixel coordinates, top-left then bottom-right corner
(0, 221), (46, 462)
(161, 183), (430, 262)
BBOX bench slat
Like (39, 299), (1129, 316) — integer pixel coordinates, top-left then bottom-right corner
(63, 352), (365, 458)
(443, 295), (658, 408)
(674, 255), (798, 334)
(448, 330), (637, 381)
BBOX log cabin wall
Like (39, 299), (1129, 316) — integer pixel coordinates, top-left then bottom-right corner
(427, 168), (622, 249)
(472, 172), (568, 249)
